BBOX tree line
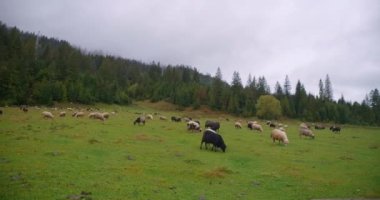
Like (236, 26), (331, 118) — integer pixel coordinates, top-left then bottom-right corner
(0, 21), (379, 126)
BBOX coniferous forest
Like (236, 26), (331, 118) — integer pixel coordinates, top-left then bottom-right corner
(0, 22), (379, 126)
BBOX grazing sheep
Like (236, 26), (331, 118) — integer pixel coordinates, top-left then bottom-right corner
(270, 129), (289, 145)
(94, 113), (105, 121)
(235, 122), (242, 129)
(171, 116), (181, 122)
(74, 112), (85, 118)
(330, 126), (341, 133)
(200, 129), (227, 152)
(187, 120), (202, 132)
(20, 105), (28, 112)
(299, 128), (315, 139)
(300, 123), (311, 129)
(183, 117), (192, 122)
(145, 114), (153, 120)
(42, 111), (54, 119)
(134, 116), (145, 125)
(88, 112), (104, 121)
(67, 107), (73, 111)
(205, 120), (220, 132)
(159, 116), (167, 120)
(59, 111), (66, 117)
(102, 112), (110, 119)
(315, 124), (325, 130)
(249, 123), (263, 132)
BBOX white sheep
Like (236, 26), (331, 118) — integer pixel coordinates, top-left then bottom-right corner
(146, 114), (153, 120)
(235, 122), (242, 129)
(59, 111), (66, 117)
(102, 112), (110, 119)
(74, 112), (85, 117)
(42, 111), (54, 119)
(299, 128), (315, 139)
(88, 112), (105, 121)
(251, 123), (263, 132)
(271, 129), (289, 145)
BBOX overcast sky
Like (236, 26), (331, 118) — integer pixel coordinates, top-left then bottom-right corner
(1, 0), (379, 102)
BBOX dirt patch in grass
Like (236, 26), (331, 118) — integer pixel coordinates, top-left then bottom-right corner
(339, 155), (354, 161)
(184, 159), (204, 165)
(202, 166), (233, 178)
(66, 191), (92, 200)
(135, 134), (151, 141)
(134, 133), (164, 143)
(88, 138), (101, 144)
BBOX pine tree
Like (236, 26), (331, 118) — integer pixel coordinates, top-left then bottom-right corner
(294, 80), (307, 117)
(210, 67), (224, 110)
(274, 81), (283, 97)
(284, 75), (291, 96)
(324, 74), (333, 101)
(319, 79), (324, 100)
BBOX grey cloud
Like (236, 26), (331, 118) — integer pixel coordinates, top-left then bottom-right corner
(0, 0), (379, 102)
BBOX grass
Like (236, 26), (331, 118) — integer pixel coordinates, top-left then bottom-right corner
(0, 102), (379, 200)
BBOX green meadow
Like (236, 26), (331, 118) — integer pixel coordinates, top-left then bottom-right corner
(0, 102), (379, 200)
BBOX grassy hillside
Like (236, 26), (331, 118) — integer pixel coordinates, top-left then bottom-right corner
(0, 102), (379, 200)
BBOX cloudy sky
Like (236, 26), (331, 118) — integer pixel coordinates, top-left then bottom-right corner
(1, 0), (379, 102)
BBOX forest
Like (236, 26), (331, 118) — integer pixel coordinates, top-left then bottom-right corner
(0, 21), (379, 126)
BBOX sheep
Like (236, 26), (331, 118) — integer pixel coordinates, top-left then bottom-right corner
(249, 123), (263, 132)
(270, 129), (289, 145)
(134, 116), (146, 125)
(187, 120), (202, 132)
(300, 123), (311, 129)
(59, 111), (66, 117)
(93, 112), (105, 121)
(299, 128), (315, 139)
(235, 122), (242, 129)
(183, 117), (192, 122)
(67, 107), (73, 111)
(315, 124), (325, 130)
(102, 112), (110, 119)
(20, 105), (28, 112)
(74, 112), (85, 118)
(88, 112), (104, 121)
(200, 129), (227, 152)
(159, 116), (167, 120)
(171, 116), (181, 122)
(146, 114), (153, 120)
(111, 111), (116, 115)
(205, 120), (220, 132)
(42, 111), (54, 119)
(330, 126), (341, 133)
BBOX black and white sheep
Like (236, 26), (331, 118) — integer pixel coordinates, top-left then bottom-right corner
(187, 120), (202, 132)
(200, 129), (226, 152)
(134, 116), (146, 125)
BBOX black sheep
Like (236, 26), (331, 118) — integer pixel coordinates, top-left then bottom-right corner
(205, 120), (220, 132)
(330, 126), (341, 133)
(200, 129), (226, 152)
(171, 116), (181, 122)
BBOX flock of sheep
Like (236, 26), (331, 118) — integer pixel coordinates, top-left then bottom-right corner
(6, 105), (342, 153)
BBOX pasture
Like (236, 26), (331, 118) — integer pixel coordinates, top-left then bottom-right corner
(0, 102), (379, 200)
